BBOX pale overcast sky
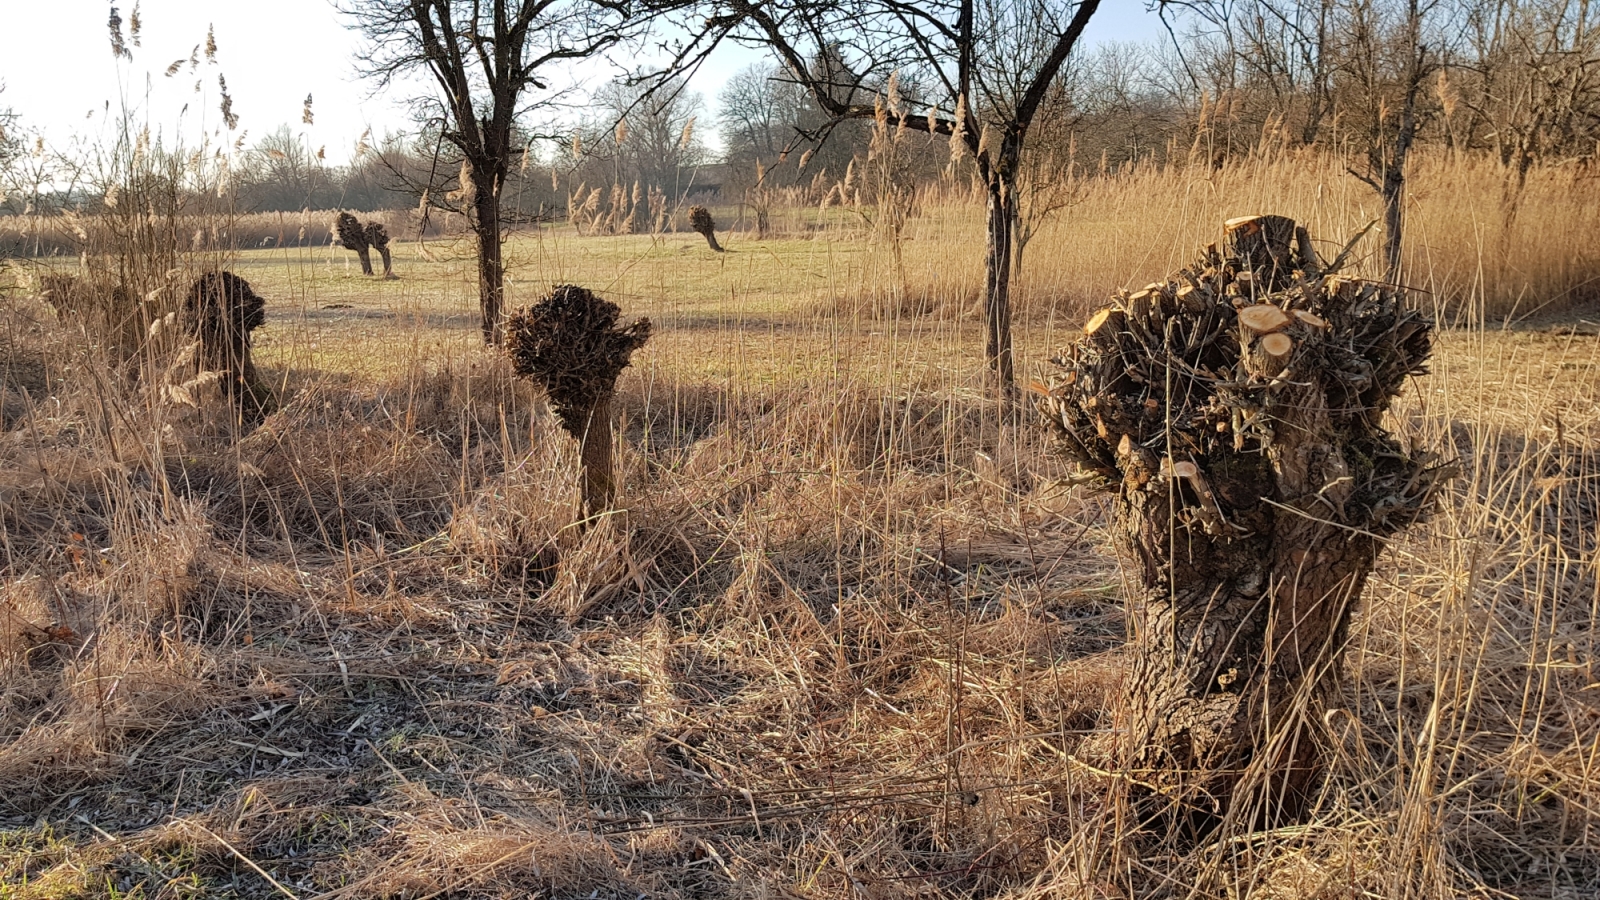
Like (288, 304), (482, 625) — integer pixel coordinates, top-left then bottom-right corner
(0, 1), (1168, 164)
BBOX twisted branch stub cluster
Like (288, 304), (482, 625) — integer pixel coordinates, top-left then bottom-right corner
(1037, 214), (1453, 835)
(506, 285), (651, 515)
(688, 205), (723, 252)
(183, 270), (269, 418)
(1041, 215), (1447, 537)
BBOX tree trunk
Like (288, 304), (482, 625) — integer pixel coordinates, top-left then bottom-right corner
(1380, 0), (1426, 285)
(1381, 165), (1405, 283)
(355, 246), (374, 277)
(1116, 391), (1382, 837)
(474, 186), (505, 345)
(983, 176), (1017, 395)
(1040, 216), (1449, 842)
(579, 390), (615, 517)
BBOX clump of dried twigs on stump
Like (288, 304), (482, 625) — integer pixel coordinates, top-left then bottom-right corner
(335, 211), (374, 276)
(365, 220), (395, 279)
(507, 285), (651, 518)
(1038, 215), (1454, 840)
(688, 205), (723, 252)
(183, 271), (268, 420)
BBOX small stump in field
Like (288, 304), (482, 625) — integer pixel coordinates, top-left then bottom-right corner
(1038, 215), (1452, 838)
(507, 285), (651, 518)
(184, 271), (268, 419)
(365, 220), (396, 279)
(335, 211), (374, 276)
(688, 205), (723, 252)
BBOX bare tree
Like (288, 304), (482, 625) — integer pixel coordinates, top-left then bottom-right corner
(571, 74), (707, 230)
(0, 88), (28, 216)
(1342, 0), (1448, 282)
(345, 0), (629, 344)
(1164, 0), (1340, 146)
(243, 126), (334, 212)
(656, 0), (1104, 397)
(0, 93), (17, 176)
(1165, 0), (1454, 281)
(1451, 0), (1600, 237)
(718, 62), (808, 162)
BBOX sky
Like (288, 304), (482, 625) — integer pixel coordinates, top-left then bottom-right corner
(0, 1), (1170, 165)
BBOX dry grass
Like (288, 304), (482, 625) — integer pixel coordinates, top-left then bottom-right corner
(1, 150), (1598, 899)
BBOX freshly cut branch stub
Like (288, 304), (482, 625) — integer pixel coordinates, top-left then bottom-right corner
(1293, 309), (1328, 329)
(1260, 332), (1294, 360)
(1238, 303), (1290, 334)
(1084, 308), (1114, 335)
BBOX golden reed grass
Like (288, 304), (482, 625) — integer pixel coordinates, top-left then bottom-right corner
(860, 149), (1600, 324)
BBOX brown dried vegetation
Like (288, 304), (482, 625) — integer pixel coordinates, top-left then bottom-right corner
(1, 212), (1598, 900)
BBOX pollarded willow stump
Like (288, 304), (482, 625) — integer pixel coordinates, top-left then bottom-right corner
(687, 205), (723, 252)
(184, 271), (268, 419)
(1039, 216), (1452, 838)
(335, 211), (374, 276)
(365, 221), (395, 279)
(506, 285), (651, 518)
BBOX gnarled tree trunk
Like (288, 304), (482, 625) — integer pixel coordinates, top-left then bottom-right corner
(1040, 216), (1451, 840)
(365, 221), (395, 279)
(580, 392), (616, 513)
(336, 212), (374, 276)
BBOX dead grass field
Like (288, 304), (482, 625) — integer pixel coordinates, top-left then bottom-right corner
(2, 157), (1599, 899)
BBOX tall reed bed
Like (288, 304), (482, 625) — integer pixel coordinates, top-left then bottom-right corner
(810, 149), (1600, 323)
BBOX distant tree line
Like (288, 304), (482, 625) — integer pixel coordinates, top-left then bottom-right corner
(6, 0), (1596, 355)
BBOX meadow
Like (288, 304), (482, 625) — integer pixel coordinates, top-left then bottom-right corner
(1, 150), (1598, 899)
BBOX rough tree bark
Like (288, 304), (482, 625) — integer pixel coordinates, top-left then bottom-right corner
(983, 164), (1018, 393)
(1039, 216), (1452, 839)
(506, 285), (651, 518)
(580, 391), (616, 511)
(365, 221), (396, 279)
(473, 173), (507, 343)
